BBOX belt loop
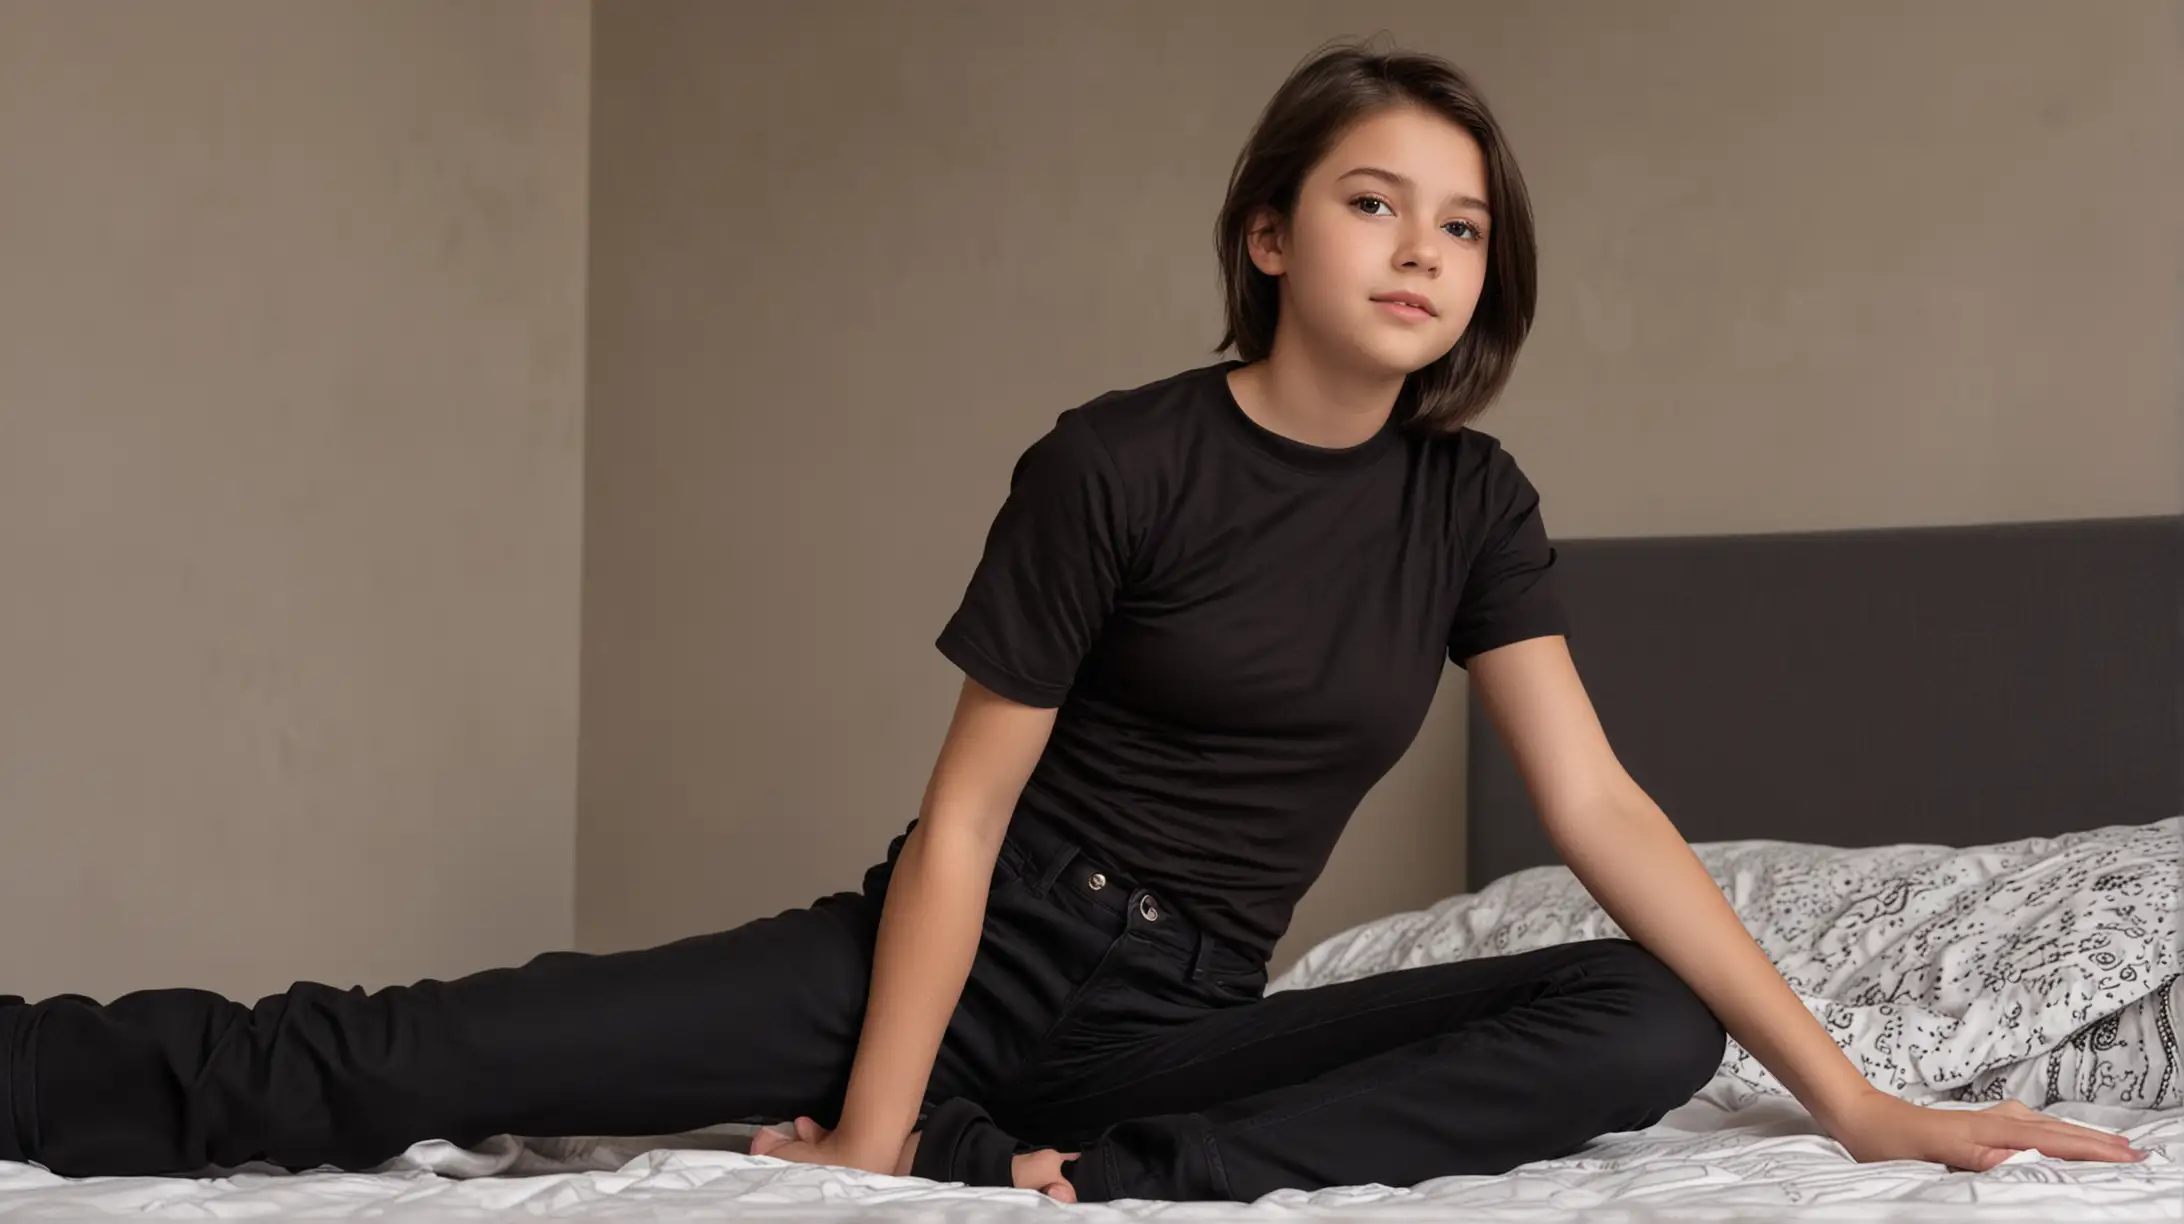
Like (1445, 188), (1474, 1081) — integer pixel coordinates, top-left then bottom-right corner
(1029, 840), (1078, 899)
(1186, 928), (1214, 983)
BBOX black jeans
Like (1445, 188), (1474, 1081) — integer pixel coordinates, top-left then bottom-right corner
(0, 816), (1726, 1201)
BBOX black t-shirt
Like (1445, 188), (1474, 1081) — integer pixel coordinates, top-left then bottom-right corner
(936, 358), (1569, 963)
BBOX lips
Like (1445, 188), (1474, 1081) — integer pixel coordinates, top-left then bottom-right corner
(1371, 292), (1436, 319)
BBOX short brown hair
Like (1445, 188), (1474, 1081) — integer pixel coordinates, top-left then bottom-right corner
(1213, 40), (1537, 434)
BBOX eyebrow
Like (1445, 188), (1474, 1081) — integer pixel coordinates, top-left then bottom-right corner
(1337, 166), (1490, 215)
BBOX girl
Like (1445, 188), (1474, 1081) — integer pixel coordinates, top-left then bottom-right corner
(1, 42), (2145, 1204)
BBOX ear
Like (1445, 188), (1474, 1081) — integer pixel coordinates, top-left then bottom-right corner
(1244, 204), (1289, 278)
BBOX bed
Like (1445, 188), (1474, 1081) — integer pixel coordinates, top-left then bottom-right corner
(3, 514), (2178, 1221)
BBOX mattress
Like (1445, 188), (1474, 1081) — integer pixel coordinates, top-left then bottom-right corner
(1, 1078), (2176, 1221)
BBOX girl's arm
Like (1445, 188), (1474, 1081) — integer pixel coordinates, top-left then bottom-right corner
(823, 676), (1057, 1171)
(1465, 635), (2145, 1170)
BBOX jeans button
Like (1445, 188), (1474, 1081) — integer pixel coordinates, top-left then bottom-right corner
(1087, 871), (1106, 891)
(1139, 895), (1160, 922)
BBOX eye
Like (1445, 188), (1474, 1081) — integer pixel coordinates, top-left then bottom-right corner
(1352, 195), (1486, 243)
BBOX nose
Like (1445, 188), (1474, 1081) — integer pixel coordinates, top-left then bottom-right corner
(1395, 222), (1441, 276)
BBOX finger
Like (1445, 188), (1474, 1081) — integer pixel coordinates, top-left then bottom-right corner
(795, 1116), (827, 1143)
(2000, 1121), (2142, 1163)
(1990, 1102), (2143, 1157)
(2022, 1117), (2143, 1158)
(750, 1131), (807, 1161)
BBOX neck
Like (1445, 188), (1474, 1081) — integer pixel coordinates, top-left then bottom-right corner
(1230, 326), (1406, 450)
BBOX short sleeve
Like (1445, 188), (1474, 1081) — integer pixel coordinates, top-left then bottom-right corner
(936, 410), (1129, 707)
(1447, 441), (1571, 669)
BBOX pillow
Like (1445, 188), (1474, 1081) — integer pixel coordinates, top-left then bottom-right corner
(1268, 817), (2182, 1107)
(1960, 972), (2179, 1110)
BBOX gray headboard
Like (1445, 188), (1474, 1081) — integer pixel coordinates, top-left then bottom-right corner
(1464, 514), (2182, 892)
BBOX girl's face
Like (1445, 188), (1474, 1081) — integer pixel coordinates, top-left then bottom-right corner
(1249, 104), (1492, 378)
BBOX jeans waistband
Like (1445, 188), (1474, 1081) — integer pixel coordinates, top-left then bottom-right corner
(996, 815), (1263, 985)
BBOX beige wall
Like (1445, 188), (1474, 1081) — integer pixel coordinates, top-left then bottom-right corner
(579, 0), (2179, 976)
(1469, 0), (2181, 536)
(0, 1), (591, 1002)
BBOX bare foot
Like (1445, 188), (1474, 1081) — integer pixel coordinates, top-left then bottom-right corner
(1013, 1146), (1081, 1202)
(894, 1127), (1080, 1201)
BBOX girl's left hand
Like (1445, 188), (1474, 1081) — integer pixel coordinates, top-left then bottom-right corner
(1827, 1091), (2149, 1171)
(748, 1115), (904, 1177)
